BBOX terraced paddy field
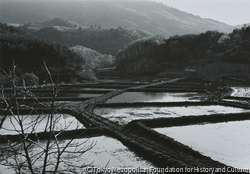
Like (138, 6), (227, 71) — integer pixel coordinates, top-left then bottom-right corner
(231, 87), (250, 97)
(1, 79), (250, 171)
(154, 120), (250, 169)
(0, 113), (84, 135)
(0, 136), (154, 173)
(106, 92), (201, 103)
(94, 105), (250, 125)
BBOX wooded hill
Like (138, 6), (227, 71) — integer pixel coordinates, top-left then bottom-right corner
(115, 26), (250, 81)
(22, 18), (80, 30)
(31, 24), (152, 56)
(0, 23), (89, 84)
(1, 21), (249, 84)
(70, 45), (115, 78)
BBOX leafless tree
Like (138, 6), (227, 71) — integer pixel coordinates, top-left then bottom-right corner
(0, 60), (95, 174)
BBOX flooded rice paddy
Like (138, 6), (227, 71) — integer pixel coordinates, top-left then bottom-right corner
(107, 92), (201, 103)
(231, 87), (250, 97)
(59, 87), (116, 91)
(38, 93), (103, 98)
(0, 136), (153, 173)
(1, 92), (103, 99)
(94, 105), (250, 125)
(154, 120), (250, 169)
(72, 136), (154, 168)
(0, 114), (84, 135)
(1, 84), (250, 170)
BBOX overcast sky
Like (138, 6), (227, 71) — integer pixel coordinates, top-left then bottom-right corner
(153, 0), (250, 26)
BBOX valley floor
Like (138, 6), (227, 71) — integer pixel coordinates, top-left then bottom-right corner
(1, 76), (250, 172)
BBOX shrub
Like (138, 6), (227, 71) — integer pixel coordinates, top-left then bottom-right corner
(21, 73), (39, 86)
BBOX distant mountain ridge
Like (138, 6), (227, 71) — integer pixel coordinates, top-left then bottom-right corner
(23, 18), (80, 30)
(0, 0), (234, 37)
(235, 23), (250, 28)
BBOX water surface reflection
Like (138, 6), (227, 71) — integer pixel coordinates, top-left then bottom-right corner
(95, 105), (250, 125)
(107, 92), (200, 103)
(0, 114), (84, 135)
(154, 120), (250, 169)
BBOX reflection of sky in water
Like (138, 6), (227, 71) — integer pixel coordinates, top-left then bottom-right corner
(94, 105), (250, 125)
(73, 136), (154, 168)
(1, 92), (102, 98)
(107, 92), (200, 103)
(0, 114), (84, 135)
(33, 93), (102, 98)
(154, 120), (250, 169)
(231, 87), (250, 97)
(0, 136), (153, 173)
(61, 87), (115, 91)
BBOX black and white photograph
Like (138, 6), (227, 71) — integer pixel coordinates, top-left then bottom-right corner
(0, 0), (250, 173)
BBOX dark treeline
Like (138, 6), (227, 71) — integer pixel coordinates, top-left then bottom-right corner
(0, 23), (86, 85)
(115, 26), (250, 80)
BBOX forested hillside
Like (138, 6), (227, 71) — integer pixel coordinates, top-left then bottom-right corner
(116, 26), (250, 81)
(115, 36), (167, 74)
(31, 25), (152, 55)
(21, 18), (80, 30)
(69, 45), (115, 80)
(0, 23), (86, 84)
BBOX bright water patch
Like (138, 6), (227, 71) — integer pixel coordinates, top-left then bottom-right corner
(35, 93), (102, 98)
(231, 87), (250, 97)
(60, 87), (115, 91)
(0, 114), (84, 135)
(107, 92), (200, 103)
(94, 105), (250, 125)
(154, 120), (250, 169)
(76, 136), (153, 168)
(0, 136), (153, 173)
(1, 92), (102, 99)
